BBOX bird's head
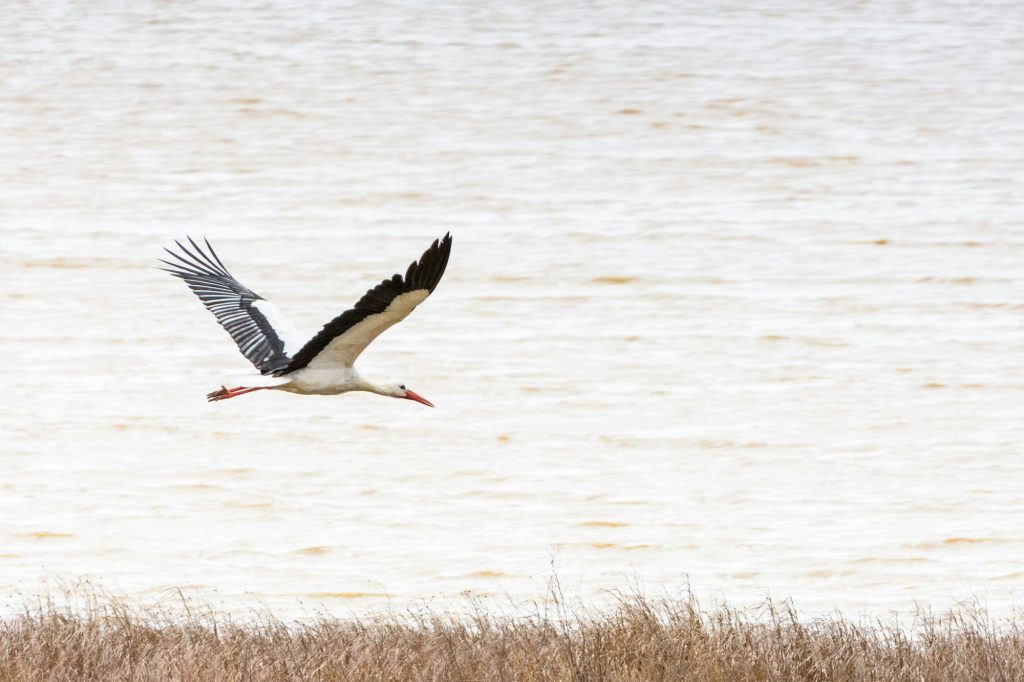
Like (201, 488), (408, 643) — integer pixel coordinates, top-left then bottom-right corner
(389, 383), (434, 408)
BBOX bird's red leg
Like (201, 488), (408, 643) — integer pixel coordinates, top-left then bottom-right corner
(230, 387), (265, 397)
(206, 386), (266, 402)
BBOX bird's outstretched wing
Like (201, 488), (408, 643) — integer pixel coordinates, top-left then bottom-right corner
(278, 233), (452, 374)
(160, 238), (303, 374)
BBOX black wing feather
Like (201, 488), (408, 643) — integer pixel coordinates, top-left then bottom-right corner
(277, 233), (452, 375)
(160, 238), (292, 374)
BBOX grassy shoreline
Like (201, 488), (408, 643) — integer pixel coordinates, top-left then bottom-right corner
(1, 588), (1021, 681)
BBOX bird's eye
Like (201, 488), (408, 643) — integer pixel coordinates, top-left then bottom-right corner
(399, 384), (406, 390)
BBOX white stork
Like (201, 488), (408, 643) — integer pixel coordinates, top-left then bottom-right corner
(160, 234), (452, 406)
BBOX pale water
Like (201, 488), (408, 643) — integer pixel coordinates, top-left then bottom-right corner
(1, 1), (1023, 619)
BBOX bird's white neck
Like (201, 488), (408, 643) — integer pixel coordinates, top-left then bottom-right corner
(354, 374), (399, 398)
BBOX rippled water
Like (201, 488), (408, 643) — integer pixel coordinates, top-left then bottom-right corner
(2, 1), (1023, 618)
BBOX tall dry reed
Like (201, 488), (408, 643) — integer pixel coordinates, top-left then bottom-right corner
(0, 585), (1021, 681)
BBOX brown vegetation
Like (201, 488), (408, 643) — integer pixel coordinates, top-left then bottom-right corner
(0, 587), (1022, 681)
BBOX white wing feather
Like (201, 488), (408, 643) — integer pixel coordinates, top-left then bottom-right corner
(305, 290), (429, 369)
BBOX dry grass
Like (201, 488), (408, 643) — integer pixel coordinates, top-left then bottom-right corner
(1, 586), (1022, 681)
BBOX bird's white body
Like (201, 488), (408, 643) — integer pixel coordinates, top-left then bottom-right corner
(280, 368), (363, 395)
(273, 368), (383, 396)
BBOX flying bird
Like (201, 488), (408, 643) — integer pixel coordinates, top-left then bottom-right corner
(160, 234), (452, 406)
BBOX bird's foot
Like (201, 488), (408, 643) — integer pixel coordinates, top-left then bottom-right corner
(207, 385), (234, 402)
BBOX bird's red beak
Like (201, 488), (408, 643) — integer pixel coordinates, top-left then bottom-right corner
(403, 389), (434, 408)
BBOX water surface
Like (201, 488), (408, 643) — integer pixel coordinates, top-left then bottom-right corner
(2, 0), (1023, 617)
